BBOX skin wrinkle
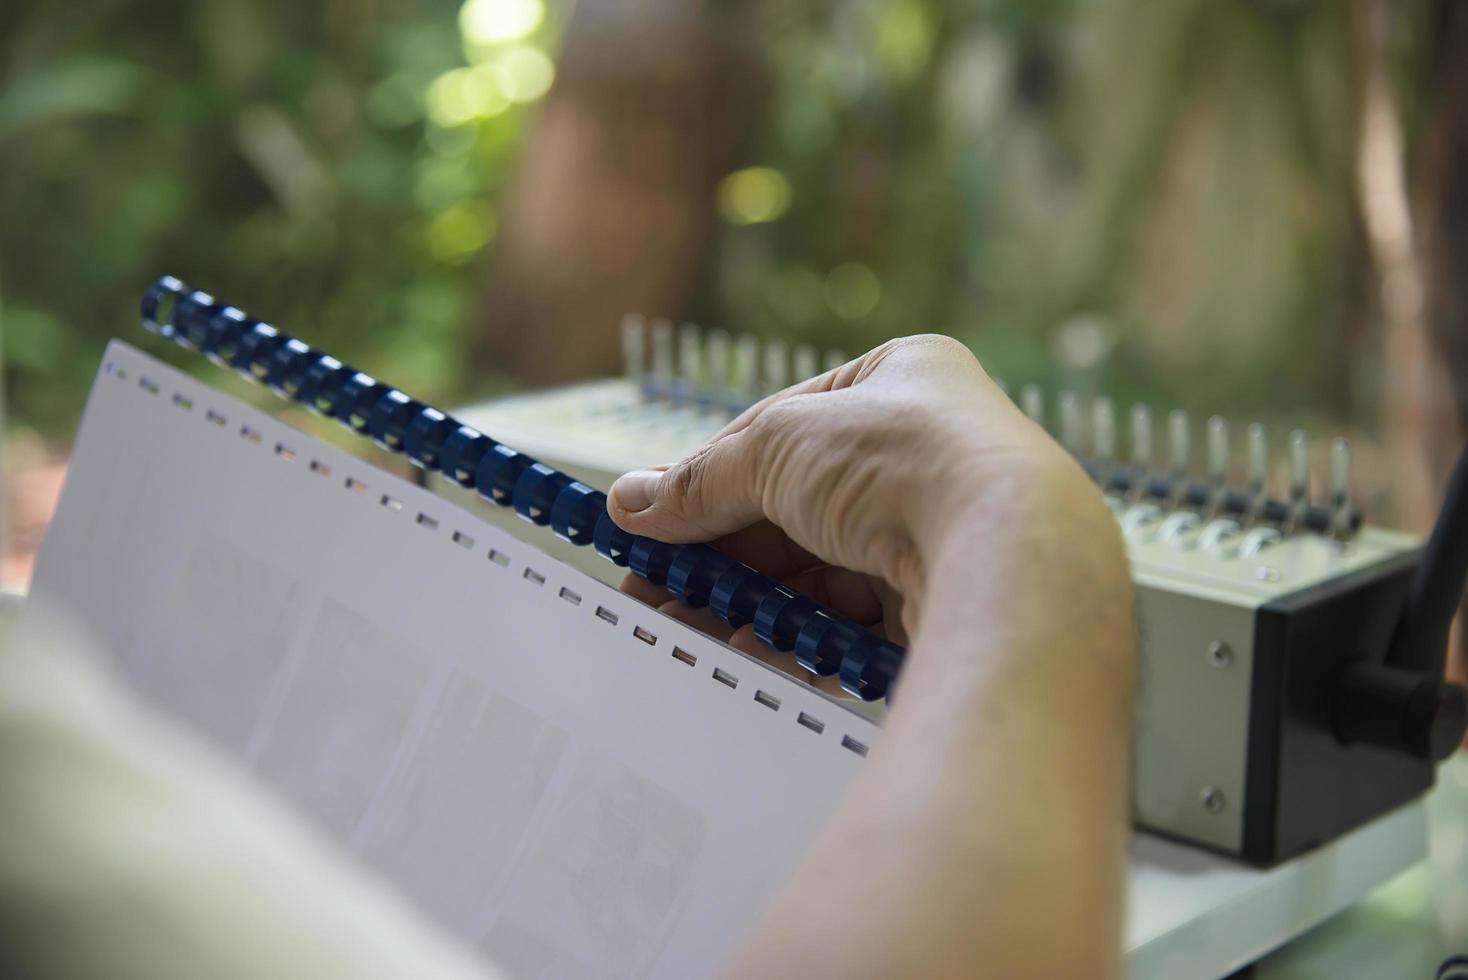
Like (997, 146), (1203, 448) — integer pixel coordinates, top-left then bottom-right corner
(775, 402), (918, 577)
(669, 438), (740, 539)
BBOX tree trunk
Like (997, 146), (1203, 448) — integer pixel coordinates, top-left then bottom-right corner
(472, 3), (763, 386)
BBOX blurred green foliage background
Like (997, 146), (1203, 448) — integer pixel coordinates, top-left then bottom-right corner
(0, 0), (1456, 521)
(2, 0), (554, 433)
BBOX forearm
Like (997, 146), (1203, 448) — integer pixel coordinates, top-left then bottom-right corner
(726, 464), (1135, 978)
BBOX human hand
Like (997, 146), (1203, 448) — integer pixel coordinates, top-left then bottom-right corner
(607, 334), (1121, 688)
(613, 336), (1134, 976)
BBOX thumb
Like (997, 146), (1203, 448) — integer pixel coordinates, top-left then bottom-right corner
(608, 429), (767, 544)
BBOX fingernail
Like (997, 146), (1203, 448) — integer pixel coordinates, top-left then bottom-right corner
(612, 469), (662, 513)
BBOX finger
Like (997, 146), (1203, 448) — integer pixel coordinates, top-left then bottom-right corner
(880, 580), (904, 651)
(781, 565), (886, 625)
(619, 571), (671, 608)
(610, 353), (872, 541)
(727, 625), (799, 673)
(725, 626), (847, 697)
(656, 598), (738, 644)
(877, 581), (910, 647)
(707, 361), (852, 444)
(608, 428), (769, 544)
(709, 520), (822, 579)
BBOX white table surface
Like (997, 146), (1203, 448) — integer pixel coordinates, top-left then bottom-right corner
(1125, 753), (1467, 979)
(1254, 753), (1468, 979)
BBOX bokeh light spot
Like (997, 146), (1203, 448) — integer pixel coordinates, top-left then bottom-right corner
(717, 167), (792, 225)
(823, 262), (881, 319)
(1052, 314), (1115, 371)
(426, 201), (495, 262)
(493, 46), (555, 103)
(877, 0), (936, 82)
(426, 66), (509, 127)
(460, 0), (543, 45)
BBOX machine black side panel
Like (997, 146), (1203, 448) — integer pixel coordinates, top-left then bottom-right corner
(1241, 608), (1286, 862)
(1245, 551), (1432, 864)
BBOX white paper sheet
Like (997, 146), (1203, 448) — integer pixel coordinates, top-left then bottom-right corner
(29, 341), (877, 979)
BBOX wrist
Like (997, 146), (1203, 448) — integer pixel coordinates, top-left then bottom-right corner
(927, 441), (1131, 603)
(909, 442), (1104, 562)
(912, 444), (1130, 627)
